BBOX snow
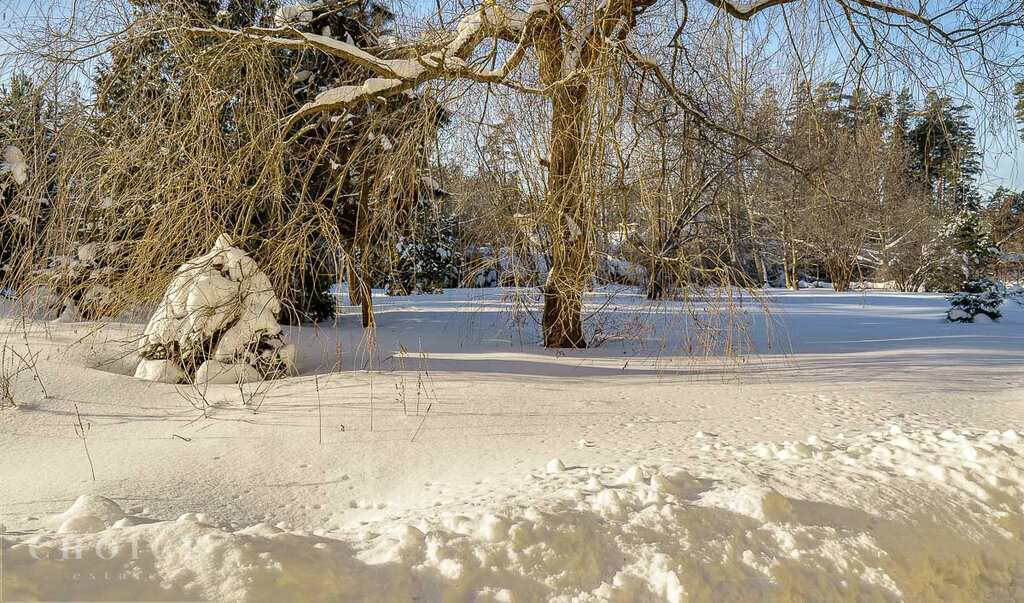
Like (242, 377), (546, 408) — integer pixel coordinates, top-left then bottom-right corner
(290, 3), (536, 116)
(273, 1), (313, 27)
(1, 144), (28, 185)
(134, 234), (295, 385)
(2, 289), (1024, 599)
(308, 78), (405, 107)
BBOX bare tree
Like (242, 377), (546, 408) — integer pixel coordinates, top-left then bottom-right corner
(211, 0), (1017, 346)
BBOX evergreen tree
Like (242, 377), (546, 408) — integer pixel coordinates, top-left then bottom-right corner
(89, 0), (444, 324)
(946, 277), (1005, 322)
(387, 201), (461, 295)
(986, 186), (1024, 256)
(0, 73), (55, 290)
(908, 93), (981, 211)
(938, 198), (998, 289)
(893, 88), (915, 144)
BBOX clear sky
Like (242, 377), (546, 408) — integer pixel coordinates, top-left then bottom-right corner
(2, 0), (1023, 193)
(980, 139), (1024, 194)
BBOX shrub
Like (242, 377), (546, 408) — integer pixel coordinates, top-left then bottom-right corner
(946, 277), (1006, 323)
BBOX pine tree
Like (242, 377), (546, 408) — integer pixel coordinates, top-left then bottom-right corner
(938, 198), (998, 290)
(0, 73), (52, 290)
(946, 277), (1005, 322)
(986, 186), (1024, 257)
(908, 93), (981, 211)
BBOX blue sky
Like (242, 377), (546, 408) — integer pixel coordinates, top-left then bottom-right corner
(2, 0), (1023, 193)
(979, 138), (1024, 194)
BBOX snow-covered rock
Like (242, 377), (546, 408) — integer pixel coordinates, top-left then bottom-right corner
(134, 358), (186, 383)
(195, 359), (263, 385)
(135, 234), (295, 385)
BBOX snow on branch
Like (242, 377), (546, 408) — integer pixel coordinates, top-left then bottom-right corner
(290, 30), (422, 78)
(702, 0), (798, 20)
(168, 3), (552, 129)
(283, 4), (552, 127)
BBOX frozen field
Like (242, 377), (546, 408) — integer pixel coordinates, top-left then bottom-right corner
(2, 288), (1024, 601)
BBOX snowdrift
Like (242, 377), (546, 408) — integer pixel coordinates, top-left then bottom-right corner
(5, 427), (1024, 601)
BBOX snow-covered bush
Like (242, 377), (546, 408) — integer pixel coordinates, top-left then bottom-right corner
(463, 246), (548, 288)
(598, 254), (647, 286)
(135, 235), (296, 385)
(946, 277), (1006, 323)
(1008, 283), (1024, 305)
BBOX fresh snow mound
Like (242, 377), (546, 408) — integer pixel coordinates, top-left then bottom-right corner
(135, 234), (296, 385)
(51, 494), (127, 534)
(545, 458), (565, 472)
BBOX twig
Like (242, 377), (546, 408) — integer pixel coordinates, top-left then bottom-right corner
(411, 402), (432, 442)
(315, 374), (323, 445)
(73, 404), (96, 481)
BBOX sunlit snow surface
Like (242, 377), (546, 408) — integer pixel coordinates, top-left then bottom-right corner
(2, 288), (1023, 601)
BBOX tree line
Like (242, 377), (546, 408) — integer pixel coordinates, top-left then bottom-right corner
(1, 0), (1023, 349)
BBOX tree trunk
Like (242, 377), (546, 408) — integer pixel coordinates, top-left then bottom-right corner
(647, 262), (665, 300)
(532, 2), (649, 347)
(825, 253), (853, 291)
(782, 218), (798, 290)
(353, 174), (374, 328)
(357, 250), (374, 328)
(743, 198), (766, 286)
(538, 78), (590, 347)
(542, 273), (586, 347)
(346, 251), (361, 307)
(360, 289), (374, 328)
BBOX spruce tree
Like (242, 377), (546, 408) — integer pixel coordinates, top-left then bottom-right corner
(89, 0), (443, 324)
(387, 198), (461, 295)
(939, 197), (998, 290)
(908, 93), (982, 211)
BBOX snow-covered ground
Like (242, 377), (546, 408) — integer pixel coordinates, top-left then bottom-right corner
(2, 288), (1023, 601)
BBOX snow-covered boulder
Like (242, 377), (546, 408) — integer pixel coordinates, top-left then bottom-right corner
(135, 234), (296, 385)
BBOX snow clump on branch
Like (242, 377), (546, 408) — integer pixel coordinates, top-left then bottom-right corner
(274, 1), (314, 27)
(1, 145), (28, 186)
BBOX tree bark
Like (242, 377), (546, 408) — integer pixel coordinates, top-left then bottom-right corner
(533, 0), (656, 347)
(647, 262), (665, 300)
(353, 174), (374, 328)
(540, 83), (589, 348)
(346, 250), (361, 307)
(824, 253), (853, 291)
